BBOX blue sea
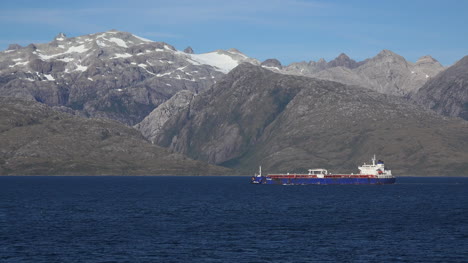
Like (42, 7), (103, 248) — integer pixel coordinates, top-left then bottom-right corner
(1, 176), (467, 262)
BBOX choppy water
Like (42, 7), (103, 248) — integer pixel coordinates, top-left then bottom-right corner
(1, 176), (467, 262)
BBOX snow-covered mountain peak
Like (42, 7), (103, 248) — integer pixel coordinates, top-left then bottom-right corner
(88, 30), (151, 48)
(188, 49), (259, 73)
(0, 30), (243, 124)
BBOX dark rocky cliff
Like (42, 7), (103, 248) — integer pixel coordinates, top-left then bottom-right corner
(411, 56), (468, 120)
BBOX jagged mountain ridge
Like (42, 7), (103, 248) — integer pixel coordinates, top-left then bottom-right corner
(278, 50), (444, 96)
(0, 30), (258, 125)
(152, 63), (468, 175)
(411, 56), (468, 120)
(0, 29), (453, 126)
(0, 97), (230, 175)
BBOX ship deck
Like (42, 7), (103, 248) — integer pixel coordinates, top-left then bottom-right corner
(267, 174), (378, 179)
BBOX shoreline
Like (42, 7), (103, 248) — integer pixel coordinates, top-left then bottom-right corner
(1, 175), (468, 177)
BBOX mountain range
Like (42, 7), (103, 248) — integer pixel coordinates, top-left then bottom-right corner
(151, 63), (468, 175)
(0, 30), (455, 124)
(1, 30), (467, 175)
(265, 51), (445, 97)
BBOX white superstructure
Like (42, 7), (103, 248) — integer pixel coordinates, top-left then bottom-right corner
(307, 169), (328, 178)
(358, 155), (392, 178)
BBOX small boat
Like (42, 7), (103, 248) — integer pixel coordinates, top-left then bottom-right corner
(251, 155), (395, 185)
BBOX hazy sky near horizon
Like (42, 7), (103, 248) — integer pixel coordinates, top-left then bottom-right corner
(1, 0), (467, 65)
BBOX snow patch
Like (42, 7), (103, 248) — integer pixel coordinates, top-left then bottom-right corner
(57, 58), (74, 62)
(189, 52), (239, 73)
(156, 72), (172, 77)
(9, 61), (28, 67)
(44, 74), (55, 81)
(37, 44), (89, 60)
(67, 45), (88, 53)
(138, 64), (155, 75)
(262, 65), (280, 70)
(133, 34), (153, 42)
(37, 53), (57, 60)
(112, 53), (132, 59)
(230, 50), (248, 58)
(75, 65), (88, 72)
(97, 40), (107, 47)
(108, 37), (128, 48)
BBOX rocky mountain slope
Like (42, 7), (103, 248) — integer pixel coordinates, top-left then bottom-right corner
(0, 97), (229, 175)
(411, 56), (468, 120)
(0, 30), (258, 125)
(153, 63), (468, 176)
(135, 90), (195, 144)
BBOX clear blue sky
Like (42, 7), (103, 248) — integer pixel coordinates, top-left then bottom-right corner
(1, 0), (467, 66)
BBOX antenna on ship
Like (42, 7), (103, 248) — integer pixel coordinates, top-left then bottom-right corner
(259, 166), (262, 177)
(372, 154), (376, 166)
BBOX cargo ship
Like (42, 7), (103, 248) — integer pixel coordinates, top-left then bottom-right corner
(251, 156), (395, 185)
